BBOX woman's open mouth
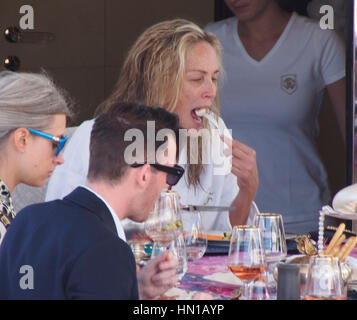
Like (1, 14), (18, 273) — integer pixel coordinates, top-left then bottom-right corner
(191, 107), (208, 126)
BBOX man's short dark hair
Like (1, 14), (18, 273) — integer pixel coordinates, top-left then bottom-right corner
(88, 102), (181, 183)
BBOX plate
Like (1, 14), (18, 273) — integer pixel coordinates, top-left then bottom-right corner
(205, 231), (230, 255)
(205, 231), (298, 255)
(285, 233), (297, 240)
(332, 183), (357, 214)
(206, 231), (296, 241)
(207, 230), (232, 244)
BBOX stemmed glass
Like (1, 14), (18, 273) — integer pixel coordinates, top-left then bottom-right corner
(227, 225), (267, 300)
(253, 213), (287, 298)
(253, 213), (287, 262)
(181, 209), (207, 260)
(145, 189), (187, 280)
(144, 189), (183, 249)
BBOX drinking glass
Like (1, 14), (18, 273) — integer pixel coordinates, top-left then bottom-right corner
(249, 279), (271, 300)
(227, 225), (267, 300)
(146, 189), (187, 281)
(253, 213), (287, 298)
(151, 233), (188, 281)
(253, 213), (287, 263)
(181, 210), (207, 260)
(170, 233), (188, 280)
(144, 189), (183, 249)
(304, 255), (346, 300)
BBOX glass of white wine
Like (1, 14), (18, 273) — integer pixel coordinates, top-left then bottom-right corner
(227, 225), (266, 300)
(145, 189), (187, 281)
(144, 189), (183, 249)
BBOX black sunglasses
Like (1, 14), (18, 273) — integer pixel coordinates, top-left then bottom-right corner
(131, 163), (184, 186)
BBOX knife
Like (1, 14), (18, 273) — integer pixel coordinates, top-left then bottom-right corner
(182, 205), (236, 212)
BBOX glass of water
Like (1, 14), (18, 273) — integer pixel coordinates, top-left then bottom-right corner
(253, 213), (287, 298)
(181, 210), (207, 260)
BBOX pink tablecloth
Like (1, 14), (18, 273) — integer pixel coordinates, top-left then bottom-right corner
(176, 255), (240, 299)
(175, 247), (357, 300)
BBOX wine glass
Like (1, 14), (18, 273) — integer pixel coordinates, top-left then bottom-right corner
(253, 213), (287, 298)
(145, 189), (187, 282)
(253, 213), (287, 263)
(181, 209), (207, 260)
(151, 232), (188, 281)
(249, 278), (271, 300)
(305, 255), (346, 300)
(227, 225), (266, 300)
(144, 189), (183, 249)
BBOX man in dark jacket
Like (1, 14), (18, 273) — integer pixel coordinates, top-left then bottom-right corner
(0, 102), (183, 299)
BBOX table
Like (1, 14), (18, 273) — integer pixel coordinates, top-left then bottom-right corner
(161, 247), (357, 300)
(159, 255), (240, 300)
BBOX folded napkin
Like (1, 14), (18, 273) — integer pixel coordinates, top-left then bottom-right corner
(203, 271), (242, 286)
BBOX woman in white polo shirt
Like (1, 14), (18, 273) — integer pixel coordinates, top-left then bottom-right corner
(205, 0), (345, 233)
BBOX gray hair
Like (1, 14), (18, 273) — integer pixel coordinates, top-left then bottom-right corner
(0, 71), (73, 141)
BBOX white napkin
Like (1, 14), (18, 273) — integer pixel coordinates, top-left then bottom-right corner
(203, 272), (242, 286)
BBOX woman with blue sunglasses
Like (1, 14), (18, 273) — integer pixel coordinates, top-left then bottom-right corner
(0, 71), (73, 244)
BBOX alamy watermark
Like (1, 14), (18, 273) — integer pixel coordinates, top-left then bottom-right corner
(123, 121), (233, 176)
(19, 265), (34, 290)
(18, 3), (336, 32)
(319, 5), (334, 30)
(19, 5), (34, 30)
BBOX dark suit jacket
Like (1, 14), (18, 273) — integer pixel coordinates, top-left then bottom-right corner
(0, 187), (139, 300)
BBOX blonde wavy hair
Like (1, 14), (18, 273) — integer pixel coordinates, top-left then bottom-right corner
(95, 19), (223, 187)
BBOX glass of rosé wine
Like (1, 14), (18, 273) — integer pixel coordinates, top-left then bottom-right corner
(227, 225), (267, 300)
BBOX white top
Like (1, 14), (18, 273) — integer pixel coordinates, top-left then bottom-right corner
(205, 13), (345, 233)
(46, 118), (259, 232)
(80, 185), (126, 241)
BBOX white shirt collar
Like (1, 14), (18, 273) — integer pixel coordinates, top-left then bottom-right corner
(80, 185), (126, 242)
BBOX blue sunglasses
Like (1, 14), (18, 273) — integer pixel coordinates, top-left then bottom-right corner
(28, 129), (68, 157)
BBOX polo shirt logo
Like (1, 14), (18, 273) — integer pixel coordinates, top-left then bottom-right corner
(281, 74), (297, 95)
